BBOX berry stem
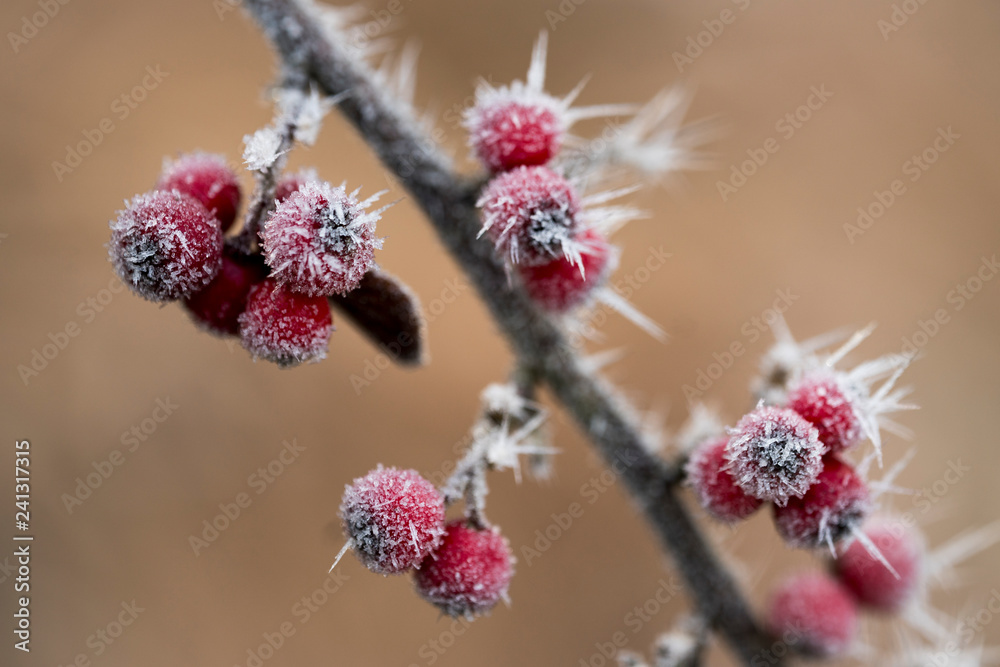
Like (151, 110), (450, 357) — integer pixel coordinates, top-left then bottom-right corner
(232, 86), (304, 254)
(242, 1), (779, 662)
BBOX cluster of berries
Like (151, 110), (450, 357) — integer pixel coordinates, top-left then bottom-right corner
(464, 37), (634, 320)
(686, 392), (871, 550)
(683, 324), (919, 657)
(685, 333), (911, 549)
(108, 152), (388, 368)
(766, 518), (923, 657)
(338, 466), (515, 618)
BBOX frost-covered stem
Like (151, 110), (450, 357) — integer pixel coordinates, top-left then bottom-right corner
(441, 435), (490, 529)
(242, 0), (778, 662)
(232, 93), (302, 253)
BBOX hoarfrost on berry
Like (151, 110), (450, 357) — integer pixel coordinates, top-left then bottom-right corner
(477, 166), (581, 267)
(517, 228), (615, 312)
(834, 517), (923, 612)
(724, 404), (825, 506)
(340, 466), (446, 575)
(237, 278), (333, 367)
(463, 32), (633, 173)
(158, 152), (242, 232)
(766, 572), (858, 657)
(787, 371), (863, 452)
(184, 246), (269, 336)
(685, 436), (763, 523)
(414, 520), (514, 617)
(109, 190), (223, 302)
(772, 456), (870, 550)
(261, 180), (387, 297)
(274, 168), (318, 204)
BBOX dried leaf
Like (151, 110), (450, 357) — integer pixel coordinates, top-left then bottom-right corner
(329, 267), (426, 366)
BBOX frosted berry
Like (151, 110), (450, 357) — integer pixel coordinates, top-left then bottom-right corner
(340, 466), (445, 575)
(273, 168), (317, 204)
(237, 278), (333, 367)
(463, 33), (632, 173)
(414, 520), (514, 617)
(183, 246), (269, 336)
(773, 456), (870, 549)
(478, 166), (579, 266)
(766, 572), (857, 657)
(787, 371), (862, 452)
(467, 98), (562, 172)
(109, 190), (223, 302)
(685, 436), (763, 523)
(725, 406), (825, 506)
(261, 181), (386, 297)
(834, 518), (922, 611)
(158, 152), (241, 232)
(518, 228), (614, 312)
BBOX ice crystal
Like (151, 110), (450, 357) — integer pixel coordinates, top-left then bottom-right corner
(725, 404), (825, 505)
(242, 127), (284, 171)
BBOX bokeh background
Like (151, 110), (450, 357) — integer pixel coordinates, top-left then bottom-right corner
(2, 1), (999, 665)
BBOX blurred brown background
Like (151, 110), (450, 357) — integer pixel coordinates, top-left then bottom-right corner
(2, 0), (999, 665)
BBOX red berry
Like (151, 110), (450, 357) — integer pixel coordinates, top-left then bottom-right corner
(261, 181), (384, 297)
(109, 190), (223, 302)
(518, 228), (614, 312)
(766, 572), (857, 657)
(685, 436), (763, 523)
(340, 466), (446, 575)
(466, 99), (563, 172)
(787, 372), (862, 452)
(725, 406), (825, 506)
(237, 278), (333, 367)
(159, 152), (241, 232)
(478, 166), (580, 266)
(183, 247), (269, 336)
(273, 168), (317, 204)
(834, 518), (922, 612)
(773, 457), (870, 548)
(414, 520), (514, 617)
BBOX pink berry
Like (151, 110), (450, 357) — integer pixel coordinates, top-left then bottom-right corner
(725, 406), (825, 506)
(478, 166), (580, 266)
(787, 372), (862, 452)
(773, 457), (870, 548)
(159, 152), (241, 232)
(261, 181), (385, 297)
(237, 278), (333, 367)
(466, 98), (562, 172)
(766, 572), (858, 657)
(273, 168), (317, 204)
(414, 520), (514, 617)
(834, 518), (922, 611)
(340, 467), (445, 575)
(109, 190), (223, 302)
(517, 228), (614, 312)
(183, 246), (269, 336)
(685, 436), (763, 523)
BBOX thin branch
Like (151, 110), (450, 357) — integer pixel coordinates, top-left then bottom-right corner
(241, 1), (779, 663)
